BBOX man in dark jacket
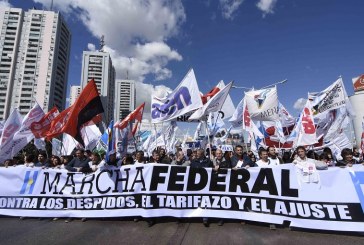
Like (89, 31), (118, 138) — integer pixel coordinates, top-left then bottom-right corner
(190, 148), (213, 227)
(230, 145), (255, 168)
(66, 149), (91, 173)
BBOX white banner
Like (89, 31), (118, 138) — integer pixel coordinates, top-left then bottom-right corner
(1, 164), (364, 232)
(151, 69), (203, 123)
(245, 86), (279, 121)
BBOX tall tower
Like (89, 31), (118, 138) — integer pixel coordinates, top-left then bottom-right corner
(0, 7), (71, 119)
(80, 50), (115, 123)
(115, 79), (136, 121)
(69, 85), (81, 106)
(0, 8), (23, 119)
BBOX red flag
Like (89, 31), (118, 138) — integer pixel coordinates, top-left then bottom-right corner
(115, 102), (145, 135)
(30, 107), (59, 138)
(45, 106), (73, 141)
(46, 79), (104, 145)
(201, 87), (220, 104)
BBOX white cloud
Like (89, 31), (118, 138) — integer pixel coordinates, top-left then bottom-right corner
(34, 0), (186, 82)
(256, 0), (277, 16)
(87, 43), (96, 51)
(0, 0), (11, 8)
(219, 0), (244, 20)
(293, 98), (307, 111)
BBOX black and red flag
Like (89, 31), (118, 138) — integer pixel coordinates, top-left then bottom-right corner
(46, 79), (104, 146)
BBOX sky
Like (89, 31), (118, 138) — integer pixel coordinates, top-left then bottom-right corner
(3, 0), (364, 123)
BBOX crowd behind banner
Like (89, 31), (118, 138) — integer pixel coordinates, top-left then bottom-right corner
(1, 143), (363, 228)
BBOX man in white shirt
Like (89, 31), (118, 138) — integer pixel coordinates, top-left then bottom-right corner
(268, 146), (282, 165)
(256, 149), (271, 167)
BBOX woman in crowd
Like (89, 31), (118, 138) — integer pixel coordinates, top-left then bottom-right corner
(24, 154), (36, 167)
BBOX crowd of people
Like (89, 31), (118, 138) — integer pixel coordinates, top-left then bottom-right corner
(1, 144), (363, 228)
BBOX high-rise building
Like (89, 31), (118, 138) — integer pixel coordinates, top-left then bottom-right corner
(80, 51), (115, 123)
(0, 7), (71, 119)
(69, 85), (80, 106)
(115, 79), (136, 121)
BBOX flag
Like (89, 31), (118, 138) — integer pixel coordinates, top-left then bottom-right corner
(11, 102), (45, 157)
(30, 107), (59, 138)
(189, 81), (233, 120)
(245, 86), (279, 121)
(229, 97), (245, 128)
(207, 112), (225, 136)
(241, 99), (263, 138)
(34, 138), (46, 151)
(201, 87), (220, 104)
(309, 78), (354, 117)
(279, 102), (296, 127)
(193, 122), (203, 141)
(114, 102), (145, 136)
(296, 100), (318, 146)
(46, 79), (104, 146)
(352, 74), (364, 92)
(0, 109), (23, 162)
(52, 138), (65, 156)
(105, 120), (115, 162)
(81, 124), (102, 150)
(62, 133), (79, 155)
(216, 80), (235, 119)
(151, 69), (203, 123)
(45, 106), (73, 141)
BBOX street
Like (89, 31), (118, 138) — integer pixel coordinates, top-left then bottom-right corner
(0, 216), (362, 245)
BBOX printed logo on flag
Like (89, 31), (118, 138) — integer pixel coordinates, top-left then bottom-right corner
(349, 171), (364, 212)
(20, 170), (39, 194)
(254, 89), (270, 108)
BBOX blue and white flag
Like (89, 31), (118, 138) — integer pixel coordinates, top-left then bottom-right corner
(151, 69), (202, 123)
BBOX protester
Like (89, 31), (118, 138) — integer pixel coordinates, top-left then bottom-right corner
(89, 152), (103, 171)
(159, 148), (171, 164)
(212, 148), (230, 226)
(149, 150), (161, 163)
(171, 150), (190, 166)
(65, 149), (91, 173)
(267, 146), (283, 165)
(336, 148), (359, 167)
(134, 151), (145, 164)
(231, 145), (254, 169)
(35, 152), (49, 167)
(24, 154), (36, 167)
(255, 149), (271, 167)
(190, 148), (213, 227)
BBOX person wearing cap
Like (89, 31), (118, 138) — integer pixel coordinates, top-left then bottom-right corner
(105, 150), (122, 167)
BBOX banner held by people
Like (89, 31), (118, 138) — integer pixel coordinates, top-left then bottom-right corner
(1, 164), (364, 233)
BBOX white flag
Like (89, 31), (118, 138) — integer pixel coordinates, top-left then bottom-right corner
(229, 98), (244, 128)
(34, 138), (46, 151)
(11, 102), (45, 157)
(297, 100), (318, 146)
(52, 138), (64, 156)
(189, 81), (233, 120)
(0, 109), (23, 162)
(245, 86), (279, 121)
(279, 102), (296, 127)
(216, 80), (235, 119)
(309, 78), (354, 117)
(81, 124), (102, 150)
(151, 69), (203, 123)
(62, 133), (78, 155)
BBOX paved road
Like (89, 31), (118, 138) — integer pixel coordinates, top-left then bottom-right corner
(0, 217), (362, 245)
